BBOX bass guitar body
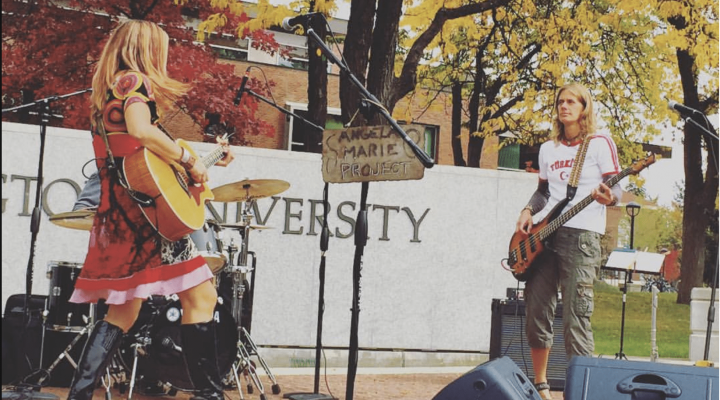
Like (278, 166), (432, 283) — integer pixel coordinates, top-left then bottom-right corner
(123, 139), (214, 241)
(505, 154), (656, 281)
(507, 200), (566, 281)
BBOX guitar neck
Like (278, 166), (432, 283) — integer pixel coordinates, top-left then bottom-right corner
(175, 144), (225, 191)
(537, 167), (632, 241)
(202, 145), (226, 169)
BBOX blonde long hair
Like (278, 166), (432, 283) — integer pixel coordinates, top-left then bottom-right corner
(550, 83), (597, 143)
(90, 20), (189, 126)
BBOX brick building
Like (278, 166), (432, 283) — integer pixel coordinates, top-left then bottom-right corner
(164, 14), (503, 170)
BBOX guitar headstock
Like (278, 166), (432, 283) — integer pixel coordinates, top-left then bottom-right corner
(629, 153), (658, 175)
(203, 123), (236, 143)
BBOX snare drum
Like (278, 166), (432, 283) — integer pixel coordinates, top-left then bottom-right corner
(46, 261), (90, 331)
(190, 221), (227, 274)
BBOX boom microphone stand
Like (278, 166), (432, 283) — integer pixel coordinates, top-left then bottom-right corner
(235, 80), (333, 399)
(300, 21), (434, 400)
(1, 88), (91, 400)
(677, 108), (719, 367)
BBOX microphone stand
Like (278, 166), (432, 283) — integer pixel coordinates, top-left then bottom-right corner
(301, 26), (434, 400)
(1, 88), (91, 400)
(683, 117), (719, 142)
(244, 89), (324, 133)
(245, 87), (333, 400)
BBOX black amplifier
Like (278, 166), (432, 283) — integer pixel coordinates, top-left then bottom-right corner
(489, 298), (567, 391)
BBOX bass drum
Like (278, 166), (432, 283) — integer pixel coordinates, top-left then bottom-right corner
(119, 296), (238, 391)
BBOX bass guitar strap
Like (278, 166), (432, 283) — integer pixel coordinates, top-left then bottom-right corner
(565, 135), (592, 201)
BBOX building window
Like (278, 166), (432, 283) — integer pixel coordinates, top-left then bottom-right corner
(397, 121), (438, 161)
(422, 124), (438, 161)
(278, 43), (309, 71)
(286, 103), (343, 153)
(498, 138), (520, 170)
(207, 36), (249, 61)
(498, 136), (538, 171)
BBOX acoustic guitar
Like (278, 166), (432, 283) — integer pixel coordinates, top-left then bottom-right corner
(123, 139), (228, 241)
(506, 153), (656, 281)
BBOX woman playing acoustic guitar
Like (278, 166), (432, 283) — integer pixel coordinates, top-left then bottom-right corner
(515, 83), (621, 400)
(67, 20), (233, 400)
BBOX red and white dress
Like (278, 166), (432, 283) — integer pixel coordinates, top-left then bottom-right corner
(70, 71), (212, 305)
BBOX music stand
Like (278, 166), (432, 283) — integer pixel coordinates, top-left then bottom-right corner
(603, 249), (665, 360)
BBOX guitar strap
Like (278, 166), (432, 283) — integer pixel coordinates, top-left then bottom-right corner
(95, 117), (118, 173)
(95, 118), (155, 207)
(565, 135), (592, 201)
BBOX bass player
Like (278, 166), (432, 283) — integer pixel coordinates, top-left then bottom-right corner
(515, 83), (621, 400)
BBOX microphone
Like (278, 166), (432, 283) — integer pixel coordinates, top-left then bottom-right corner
(161, 337), (182, 353)
(281, 12), (322, 31)
(668, 100), (702, 116)
(233, 67), (251, 106)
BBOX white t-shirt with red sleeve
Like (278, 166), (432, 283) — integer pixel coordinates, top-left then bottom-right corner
(534, 133), (620, 234)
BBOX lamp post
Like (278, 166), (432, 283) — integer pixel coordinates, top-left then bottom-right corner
(626, 201), (641, 284)
(626, 201), (641, 250)
(616, 201), (641, 360)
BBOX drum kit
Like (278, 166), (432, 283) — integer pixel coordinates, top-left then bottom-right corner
(44, 179), (290, 400)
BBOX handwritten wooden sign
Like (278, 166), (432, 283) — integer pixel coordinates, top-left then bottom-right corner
(322, 124), (426, 183)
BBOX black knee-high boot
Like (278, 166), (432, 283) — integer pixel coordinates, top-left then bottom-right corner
(67, 320), (124, 400)
(181, 320), (224, 400)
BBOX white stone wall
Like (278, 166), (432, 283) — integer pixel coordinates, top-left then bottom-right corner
(2, 122), (536, 366)
(689, 287), (719, 363)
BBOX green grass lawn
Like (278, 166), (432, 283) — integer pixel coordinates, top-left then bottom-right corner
(592, 280), (691, 359)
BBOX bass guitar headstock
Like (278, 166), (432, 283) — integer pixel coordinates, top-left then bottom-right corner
(629, 153), (658, 175)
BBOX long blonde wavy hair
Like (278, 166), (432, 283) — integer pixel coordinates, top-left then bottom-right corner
(90, 20), (189, 127)
(550, 83), (597, 143)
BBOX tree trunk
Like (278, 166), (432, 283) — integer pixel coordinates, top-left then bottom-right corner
(451, 82), (466, 166)
(467, 135), (485, 168)
(366, 0), (403, 119)
(306, 14), (328, 153)
(466, 49), (484, 168)
(674, 46), (720, 304)
(677, 195), (709, 303)
(340, 0), (375, 126)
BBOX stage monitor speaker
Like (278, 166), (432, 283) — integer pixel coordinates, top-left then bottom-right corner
(565, 356), (719, 400)
(432, 356), (542, 400)
(2, 294), (88, 387)
(489, 298), (567, 390)
(3, 294), (46, 384)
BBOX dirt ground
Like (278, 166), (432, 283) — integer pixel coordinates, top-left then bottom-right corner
(4, 370), (563, 400)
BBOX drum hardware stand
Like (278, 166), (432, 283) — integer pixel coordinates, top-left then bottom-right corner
(125, 335), (150, 400)
(122, 302), (164, 400)
(223, 200), (281, 399)
(26, 303), (97, 388)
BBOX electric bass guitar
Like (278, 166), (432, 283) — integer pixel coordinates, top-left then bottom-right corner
(123, 139), (228, 241)
(506, 153), (656, 281)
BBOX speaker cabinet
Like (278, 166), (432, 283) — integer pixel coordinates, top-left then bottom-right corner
(565, 356), (719, 400)
(432, 356), (542, 400)
(489, 298), (567, 390)
(2, 294), (88, 387)
(3, 294), (46, 384)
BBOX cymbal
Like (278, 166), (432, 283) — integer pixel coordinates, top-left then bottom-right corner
(212, 179), (290, 203)
(49, 209), (96, 231)
(219, 222), (274, 230)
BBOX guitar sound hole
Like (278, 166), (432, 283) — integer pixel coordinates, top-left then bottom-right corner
(174, 169), (190, 194)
